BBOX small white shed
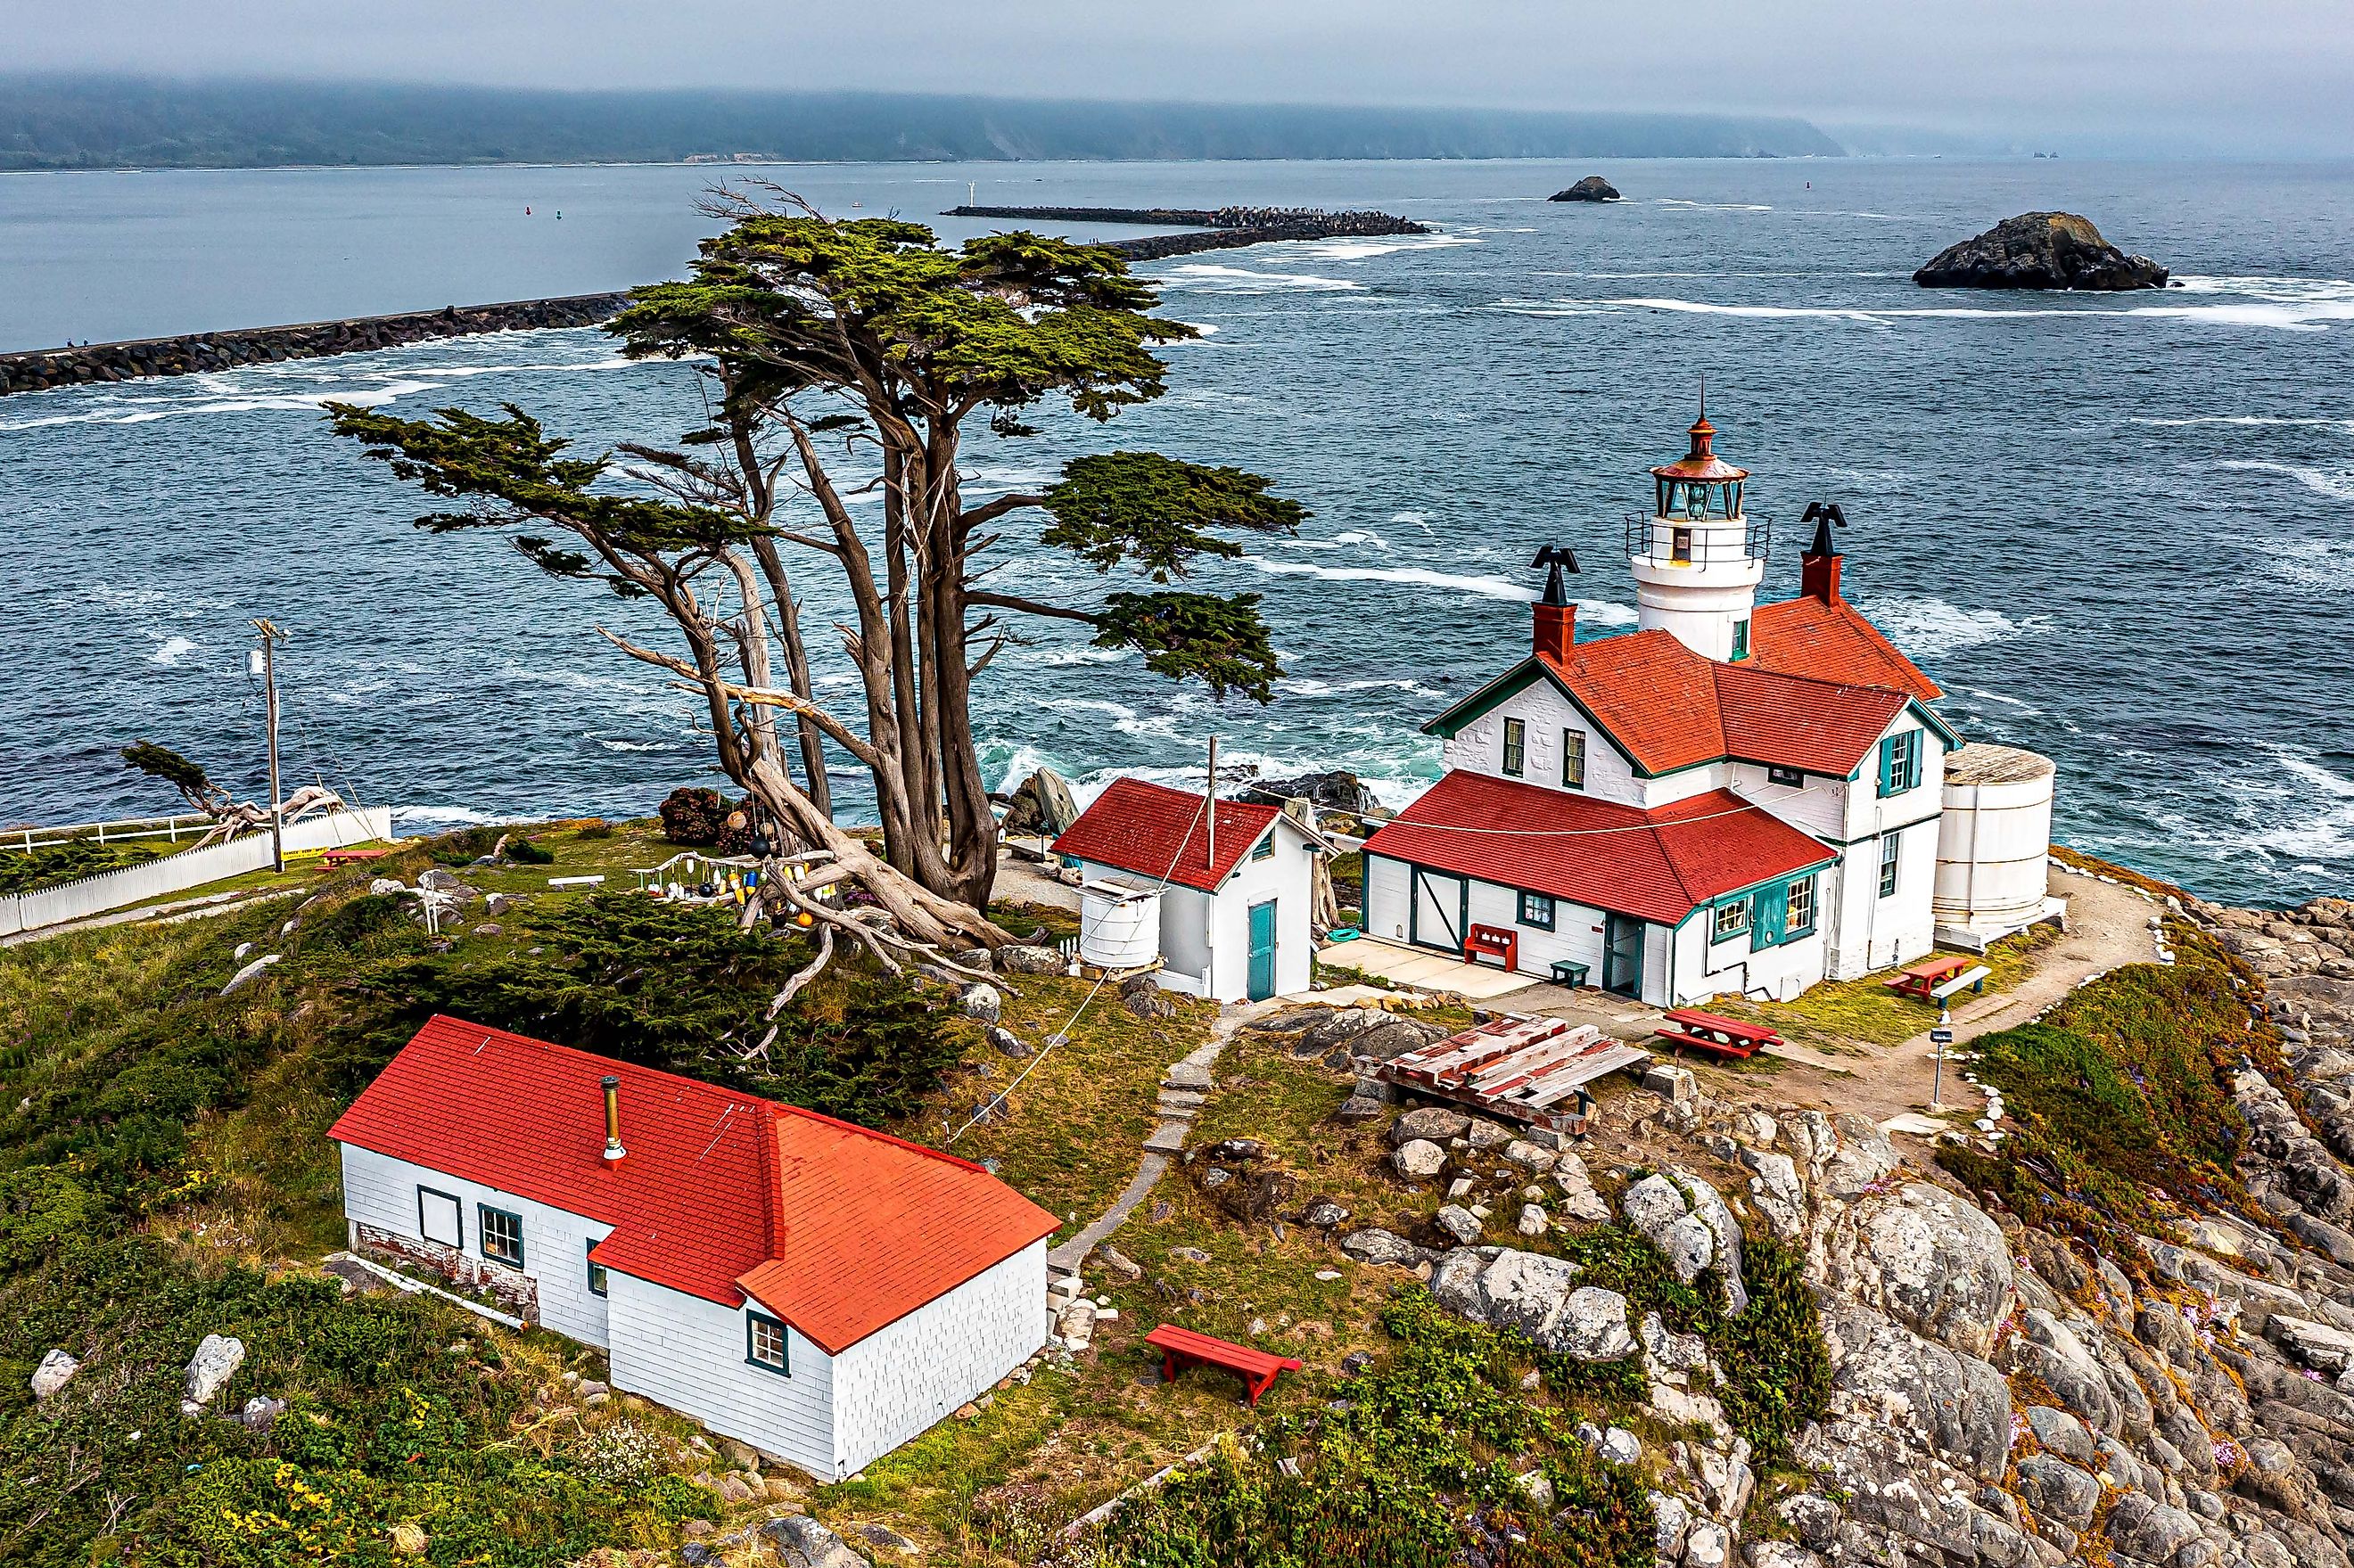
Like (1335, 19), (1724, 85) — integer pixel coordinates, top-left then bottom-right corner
(330, 1017), (1058, 1477)
(1053, 776), (1331, 1003)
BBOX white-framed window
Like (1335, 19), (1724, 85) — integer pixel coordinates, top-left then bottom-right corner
(1502, 718), (1527, 777)
(1880, 834), (1901, 899)
(1787, 874), (1817, 934)
(417, 1186), (462, 1248)
(747, 1311), (791, 1375)
(1712, 898), (1750, 941)
(1519, 892), (1555, 931)
(1561, 729), (1586, 789)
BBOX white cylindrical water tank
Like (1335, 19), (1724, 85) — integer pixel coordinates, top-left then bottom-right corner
(1079, 878), (1163, 970)
(1935, 743), (2058, 932)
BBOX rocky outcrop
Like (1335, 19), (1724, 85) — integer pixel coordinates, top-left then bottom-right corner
(1549, 176), (1621, 202)
(0, 293), (629, 398)
(1000, 768), (1080, 838)
(944, 204), (1429, 262)
(1242, 770), (1381, 815)
(1913, 211), (2169, 291)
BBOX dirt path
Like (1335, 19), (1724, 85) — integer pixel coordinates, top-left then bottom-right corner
(1717, 866), (2164, 1131)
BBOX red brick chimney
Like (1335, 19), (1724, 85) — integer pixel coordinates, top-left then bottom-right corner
(1800, 504), (1845, 603)
(1535, 600), (1576, 662)
(1530, 544), (1579, 661)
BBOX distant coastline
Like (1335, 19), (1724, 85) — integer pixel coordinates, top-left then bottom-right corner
(0, 77), (1848, 172)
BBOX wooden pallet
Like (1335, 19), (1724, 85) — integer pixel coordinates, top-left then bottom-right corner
(1378, 1014), (1650, 1129)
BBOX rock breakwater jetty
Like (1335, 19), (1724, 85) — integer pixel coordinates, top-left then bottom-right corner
(946, 204), (1428, 260)
(0, 291), (630, 398)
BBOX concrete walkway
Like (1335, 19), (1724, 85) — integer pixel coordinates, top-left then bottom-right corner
(1046, 1008), (1255, 1272)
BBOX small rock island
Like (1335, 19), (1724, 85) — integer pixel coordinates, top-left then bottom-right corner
(1914, 210), (2169, 291)
(1548, 175), (1621, 202)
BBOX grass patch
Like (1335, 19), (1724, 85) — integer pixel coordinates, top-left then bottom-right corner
(944, 973), (1212, 1242)
(0, 835), (184, 896)
(1938, 924), (2276, 1274)
(1721, 925), (2059, 1050)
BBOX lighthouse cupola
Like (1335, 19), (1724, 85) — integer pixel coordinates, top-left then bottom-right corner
(1626, 403), (1766, 661)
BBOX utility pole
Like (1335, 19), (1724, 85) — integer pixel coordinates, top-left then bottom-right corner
(1205, 734), (1218, 868)
(250, 619), (290, 873)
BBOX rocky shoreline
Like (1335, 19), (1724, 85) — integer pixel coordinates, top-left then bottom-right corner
(0, 291), (630, 398)
(946, 203), (1429, 260)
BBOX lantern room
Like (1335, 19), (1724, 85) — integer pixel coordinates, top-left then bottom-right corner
(1650, 415), (1748, 521)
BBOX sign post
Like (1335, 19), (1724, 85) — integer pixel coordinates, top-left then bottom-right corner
(1929, 1009), (1955, 1111)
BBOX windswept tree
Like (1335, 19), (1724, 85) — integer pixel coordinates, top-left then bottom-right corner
(327, 192), (1304, 961)
(119, 740), (343, 846)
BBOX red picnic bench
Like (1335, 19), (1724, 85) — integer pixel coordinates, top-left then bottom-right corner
(1656, 1007), (1782, 1060)
(320, 847), (391, 867)
(1883, 954), (1973, 1002)
(1463, 923), (1519, 973)
(1145, 1325), (1304, 1407)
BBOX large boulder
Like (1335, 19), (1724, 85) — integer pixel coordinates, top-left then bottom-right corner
(1814, 1182), (2013, 1359)
(1914, 211), (2169, 291)
(761, 1515), (871, 1568)
(1339, 1227), (1428, 1268)
(998, 944), (1066, 974)
(1429, 1246), (1633, 1360)
(1000, 768), (1080, 837)
(182, 1334), (246, 1415)
(1391, 1139), (1449, 1179)
(1549, 176), (1621, 202)
(1810, 1301), (2014, 1485)
(1390, 1105), (1471, 1146)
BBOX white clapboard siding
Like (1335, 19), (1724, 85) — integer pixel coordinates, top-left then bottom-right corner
(338, 1143), (612, 1348)
(831, 1239), (1048, 1473)
(605, 1273), (838, 1475)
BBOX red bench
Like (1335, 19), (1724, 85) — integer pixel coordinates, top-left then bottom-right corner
(1657, 1007), (1782, 1060)
(1463, 924), (1519, 973)
(1145, 1324), (1304, 1407)
(1884, 954), (1973, 1002)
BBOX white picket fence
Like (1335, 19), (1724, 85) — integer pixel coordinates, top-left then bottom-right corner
(0, 807), (395, 939)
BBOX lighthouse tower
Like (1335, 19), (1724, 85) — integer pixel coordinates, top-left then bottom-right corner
(1626, 407), (1764, 662)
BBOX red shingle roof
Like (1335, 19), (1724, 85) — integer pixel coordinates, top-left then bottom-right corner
(1749, 595), (1941, 702)
(328, 1017), (1058, 1353)
(1051, 776), (1286, 893)
(1527, 630), (1912, 777)
(1361, 772), (1833, 925)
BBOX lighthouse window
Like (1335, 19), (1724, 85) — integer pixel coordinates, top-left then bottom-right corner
(1731, 618), (1750, 661)
(1670, 527), (1693, 563)
(1683, 485), (1710, 520)
(1502, 718), (1527, 776)
(1560, 729), (1586, 789)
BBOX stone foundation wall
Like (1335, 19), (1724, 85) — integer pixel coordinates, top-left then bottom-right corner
(356, 1223), (540, 1324)
(0, 291), (629, 398)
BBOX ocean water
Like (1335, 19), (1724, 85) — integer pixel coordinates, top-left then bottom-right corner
(3, 157), (2350, 907)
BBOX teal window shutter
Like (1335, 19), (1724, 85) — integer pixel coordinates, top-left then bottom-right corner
(1876, 736), (1896, 799)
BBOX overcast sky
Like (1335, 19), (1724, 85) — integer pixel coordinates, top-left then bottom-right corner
(13, 0), (2352, 156)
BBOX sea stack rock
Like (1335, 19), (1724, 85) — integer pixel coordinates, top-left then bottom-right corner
(1549, 176), (1621, 203)
(1913, 211), (2168, 291)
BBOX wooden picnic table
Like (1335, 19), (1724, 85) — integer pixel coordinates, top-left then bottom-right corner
(1657, 1007), (1782, 1060)
(320, 847), (390, 867)
(1145, 1325), (1304, 1407)
(1883, 954), (1974, 1002)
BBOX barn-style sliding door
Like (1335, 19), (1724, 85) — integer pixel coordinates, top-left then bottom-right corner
(1409, 866), (1468, 954)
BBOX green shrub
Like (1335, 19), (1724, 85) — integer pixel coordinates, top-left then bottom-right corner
(1091, 1289), (1652, 1568)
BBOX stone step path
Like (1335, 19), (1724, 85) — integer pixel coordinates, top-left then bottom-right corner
(1046, 1019), (1243, 1272)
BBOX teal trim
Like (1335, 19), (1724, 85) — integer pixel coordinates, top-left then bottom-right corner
(586, 1237), (608, 1298)
(1420, 657), (1647, 776)
(1519, 892), (1556, 931)
(1751, 881), (1790, 949)
(1709, 896), (1752, 944)
(477, 1204), (524, 1268)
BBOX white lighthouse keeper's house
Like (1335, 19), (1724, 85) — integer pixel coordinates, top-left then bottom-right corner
(330, 1016), (1059, 1478)
(1362, 410), (2023, 1007)
(1052, 776), (1330, 1003)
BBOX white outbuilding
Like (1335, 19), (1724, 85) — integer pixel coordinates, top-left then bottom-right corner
(330, 1016), (1058, 1478)
(1053, 776), (1330, 1002)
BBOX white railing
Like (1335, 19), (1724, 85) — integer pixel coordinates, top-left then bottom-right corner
(0, 807), (394, 939)
(4, 811), (219, 853)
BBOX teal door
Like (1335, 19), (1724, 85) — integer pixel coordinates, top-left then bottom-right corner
(1247, 899), (1279, 1001)
(1751, 883), (1789, 949)
(1602, 914), (1644, 997)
